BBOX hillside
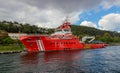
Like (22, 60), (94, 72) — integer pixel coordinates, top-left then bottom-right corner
(71, 25), (120, 37)
(71, 25), (120, 43)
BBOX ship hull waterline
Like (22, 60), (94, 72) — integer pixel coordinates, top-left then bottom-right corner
(20, 35), (107, 52)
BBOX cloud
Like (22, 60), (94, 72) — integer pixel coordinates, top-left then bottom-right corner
(101, 0), (120, 9)
(0, 0), (102, 28)
(80, 21), (97, 28)
(20, 0), (101, 13)
(1, 0), (120, 29)
(98, 13), (120, 31)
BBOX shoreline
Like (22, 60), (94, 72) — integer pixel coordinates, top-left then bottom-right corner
(109, 43), (120, 46)
(0, 50), (23, 54)
(0, 44), (24, 54)
(0, 43), (120, 54)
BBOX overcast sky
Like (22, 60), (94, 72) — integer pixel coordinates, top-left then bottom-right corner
(0, 0), (120, 31)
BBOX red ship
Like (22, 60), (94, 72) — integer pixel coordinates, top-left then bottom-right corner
(20, 19), (107, 52)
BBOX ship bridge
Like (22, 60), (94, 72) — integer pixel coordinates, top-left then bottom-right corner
(53, 19), (72, 35)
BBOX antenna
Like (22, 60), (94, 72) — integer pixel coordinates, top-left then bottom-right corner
(65, 16), (69, 22)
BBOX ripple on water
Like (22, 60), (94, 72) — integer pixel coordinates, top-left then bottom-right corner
(0, 46), (120, 73)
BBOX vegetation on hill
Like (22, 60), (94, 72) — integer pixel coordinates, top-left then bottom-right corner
(71, 25), (120, 43)
(0, 21), (50, 34)
(71, 25), (120, 37)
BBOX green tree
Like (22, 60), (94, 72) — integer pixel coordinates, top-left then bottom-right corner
(113, 37), (120, 43)
(2, 37), (14, 44)
(99, 33), (112, 43)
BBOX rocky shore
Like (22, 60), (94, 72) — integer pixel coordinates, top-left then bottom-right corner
(0, 50), (23, 54)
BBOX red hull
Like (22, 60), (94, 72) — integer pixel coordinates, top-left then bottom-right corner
(20, 35), (84, 52)
(20, 35), (107, 52)
(84, 43), (107, 49)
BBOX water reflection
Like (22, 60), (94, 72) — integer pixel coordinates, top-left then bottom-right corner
(20, 50), (83, 72)
(44, 50), (81, 62)
(1, 46), (119, 72)
(21, 50), (82, 64)
(21, 52), (39, 64)
(43, 50), (83, 72)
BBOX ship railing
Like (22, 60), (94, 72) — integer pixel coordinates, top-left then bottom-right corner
(27, 34), (49, 36)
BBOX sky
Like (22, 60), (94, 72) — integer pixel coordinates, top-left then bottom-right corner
(0, 0), (120, 32)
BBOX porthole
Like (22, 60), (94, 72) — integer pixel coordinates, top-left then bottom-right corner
(30, 43), (33, 46)
(28, 38), (31, 41)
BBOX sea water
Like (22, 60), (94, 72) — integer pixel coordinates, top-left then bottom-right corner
(0, 46), (120, 73)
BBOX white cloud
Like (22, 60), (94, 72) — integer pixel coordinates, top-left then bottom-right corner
(1, 0), (120, 29)
(0, 0), (102, 28)
(80, 21), (97, 28)
(98, 13), (120, 31)
(118, 31), (120, 33)
(101, 0), (120, 9)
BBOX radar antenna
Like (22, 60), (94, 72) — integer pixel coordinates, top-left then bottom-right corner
(65, 16), (69, 22)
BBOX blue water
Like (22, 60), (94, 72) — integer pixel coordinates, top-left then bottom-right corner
(0, 46), (120, 73)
